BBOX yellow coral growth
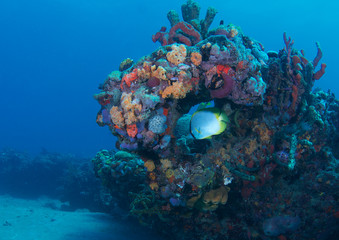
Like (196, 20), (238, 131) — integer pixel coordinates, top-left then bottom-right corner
(137, 62), (167, 81)
(165, 169), (174, 179)
(218, 147), (229, 161)
(137, 70), (149, 80)
(137, 61), (152, 80)
(121, 93), (133, 111)
(148, 172), (156, 181)
(166, 44), (187, 65)
(110, 106), (125, 128)
(120, 93), (142, 125)
(160, 159), (172, 170)
(161, 81), (190, 99)
(202, 42), (212, 49)
(151, 65), (167, 80)
(253, 122), (271, 143)
(178, 70), (190, 82)
(149, 182), (159, 191)
(190, 52), (202, 66)
(144, 160), (155, 172)
(202, 186), (230, 211)
(245, 139), (258, 155)
(123, 111), (137, 126)
(227, 25), (239, 38)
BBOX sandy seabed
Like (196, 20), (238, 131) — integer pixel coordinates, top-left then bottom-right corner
(0, 195), (162, 240)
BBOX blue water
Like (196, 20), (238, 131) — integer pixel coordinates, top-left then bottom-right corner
(0, 0), (338, 156)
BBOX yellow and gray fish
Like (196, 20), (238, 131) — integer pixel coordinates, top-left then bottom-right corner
(190, 107), (228, 139)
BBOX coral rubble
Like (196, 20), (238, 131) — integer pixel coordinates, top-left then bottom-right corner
(93, 1), (338, 239)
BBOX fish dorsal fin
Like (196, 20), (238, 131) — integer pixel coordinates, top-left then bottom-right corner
(209, 107), (222, 116)
(197, 102), (213, 111)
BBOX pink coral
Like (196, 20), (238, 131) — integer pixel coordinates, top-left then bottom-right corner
(313, 63), (326, 80)
(168, 22), (201, 46)
(152, 26), (169, 46)
(153, 22), (201, 46)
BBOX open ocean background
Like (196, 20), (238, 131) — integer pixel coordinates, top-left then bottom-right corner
(0, 0), (338, 157)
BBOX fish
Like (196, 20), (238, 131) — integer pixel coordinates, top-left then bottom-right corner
(190, 107), (228, 139)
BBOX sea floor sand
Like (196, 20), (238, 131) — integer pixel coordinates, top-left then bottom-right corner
(0, 195), (163, 240)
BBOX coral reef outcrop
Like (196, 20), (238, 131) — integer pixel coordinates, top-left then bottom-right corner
(93, 1), (337, 239)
